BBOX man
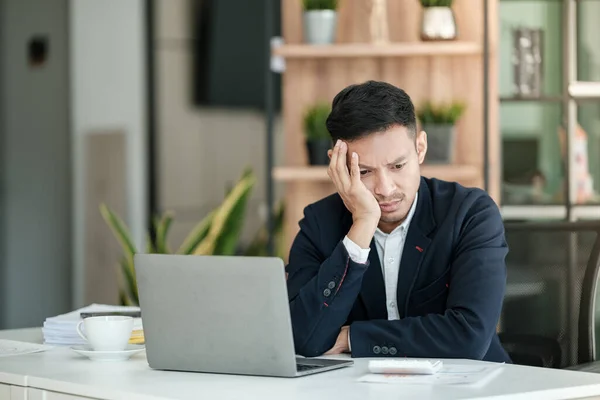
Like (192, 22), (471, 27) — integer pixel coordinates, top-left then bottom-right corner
(285, 80), (511, 363)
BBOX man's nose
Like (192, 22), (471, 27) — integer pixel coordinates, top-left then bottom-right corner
(374, 172), (395, 198)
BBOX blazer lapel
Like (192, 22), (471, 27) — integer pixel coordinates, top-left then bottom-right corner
(358, 240), (388, 320)
(396, 179), (436, 317)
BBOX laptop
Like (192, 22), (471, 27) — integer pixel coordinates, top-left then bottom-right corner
(134, 253), (353, 377)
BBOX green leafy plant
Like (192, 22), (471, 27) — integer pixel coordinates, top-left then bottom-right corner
(303, 102), (332, 141)
(100, 168), (258, 306)
(303, 0), (338, 11)
(419, 0), (453, 7)
(417, 101), (466, 125)
(243, 202), (286, 259)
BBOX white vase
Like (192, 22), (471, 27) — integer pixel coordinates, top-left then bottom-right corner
(420, 7), (457, 41)
(303, 10), (337, 45)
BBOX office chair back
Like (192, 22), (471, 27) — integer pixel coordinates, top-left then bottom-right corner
(500, 221), (600, 368)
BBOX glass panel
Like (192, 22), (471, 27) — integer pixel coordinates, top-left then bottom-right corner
(499, 1), (564, 206)
(500, 103), (564, 205)
(576, 2), (600, 205)
(499, 1), (562, 100)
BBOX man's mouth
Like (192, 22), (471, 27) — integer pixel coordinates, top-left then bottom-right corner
(379, 200), (401, 213)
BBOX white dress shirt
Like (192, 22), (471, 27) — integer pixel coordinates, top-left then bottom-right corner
(341, 193), (418, 350)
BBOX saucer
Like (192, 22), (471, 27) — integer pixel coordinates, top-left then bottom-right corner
(70, 344), (145, 362)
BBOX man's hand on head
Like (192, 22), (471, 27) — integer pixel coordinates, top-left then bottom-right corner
(328, 140), (380, 248)
(324, 326), (350, 355)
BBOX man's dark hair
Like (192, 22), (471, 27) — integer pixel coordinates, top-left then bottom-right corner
(325, 80), (417, 143)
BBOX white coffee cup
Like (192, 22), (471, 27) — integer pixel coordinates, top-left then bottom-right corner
(76, 316), (134, 351)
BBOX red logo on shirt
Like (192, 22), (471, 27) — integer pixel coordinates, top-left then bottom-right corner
(416, 246), (424, 252)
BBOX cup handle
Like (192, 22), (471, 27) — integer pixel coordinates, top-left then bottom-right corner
(76, 320), (87, 341)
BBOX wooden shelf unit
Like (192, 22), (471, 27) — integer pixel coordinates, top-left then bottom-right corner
(272, 42), (482, 58)
(273, 165), (481, 183)
(274, 0), (499, 256)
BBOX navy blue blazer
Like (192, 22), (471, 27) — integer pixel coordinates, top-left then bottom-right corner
(286, 177), (511, 363)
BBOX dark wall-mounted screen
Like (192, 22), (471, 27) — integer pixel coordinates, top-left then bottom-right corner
(192, 0), (281, 111)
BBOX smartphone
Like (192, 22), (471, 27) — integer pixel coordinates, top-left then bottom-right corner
(80, 311), (141, 319)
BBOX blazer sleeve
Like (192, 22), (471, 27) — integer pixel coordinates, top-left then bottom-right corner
(349, 194), (508, 360)
(286, 204), (369, 357)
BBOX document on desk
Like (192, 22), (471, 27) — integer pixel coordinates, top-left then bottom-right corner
(0, 339), (52, 357)
(358, 364), (503, 387)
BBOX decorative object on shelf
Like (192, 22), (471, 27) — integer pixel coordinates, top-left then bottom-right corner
(303, 102), (332, 165)
(511, 27), (543, 97)
(369, 0), (389, 44)
(419, 0), (457, 41)
(558, 124), (596, 204)
(417, 100), (466, 164)
(99, 169), (276, 306)
(302, 0), (338, 45)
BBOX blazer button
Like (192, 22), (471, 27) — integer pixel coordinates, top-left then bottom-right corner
(373, 346), (381, 354)
(381, 346), (389, 355)
(328, 281), (336, 289)
(389, 347), (397, 356)
(323, 288), (331, 297)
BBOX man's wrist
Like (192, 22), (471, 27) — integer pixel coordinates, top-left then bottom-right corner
(347, 217), (378, 249)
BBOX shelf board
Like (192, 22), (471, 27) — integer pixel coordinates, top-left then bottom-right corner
(271, 42), (482, 59)
(273, 165), (480, 183)
(500, 205), (600, 220)
(500, 95), (562, 103)
(569, 81), (600, 99)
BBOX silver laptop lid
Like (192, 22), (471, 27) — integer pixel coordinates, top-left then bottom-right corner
(134, 253), (298, 377)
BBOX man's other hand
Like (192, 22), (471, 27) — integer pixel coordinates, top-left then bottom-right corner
(324, 326), (350, 355)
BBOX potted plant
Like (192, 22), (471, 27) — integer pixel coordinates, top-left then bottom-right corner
(419, 0), (457, 41)
(417, 101), (465, 164)
(303, 0), (338, 45)
(100, 169), (256, 306)
(303, 102), (332, 166)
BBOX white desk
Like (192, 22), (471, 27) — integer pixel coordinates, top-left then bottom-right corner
(2, 329), (600, 400)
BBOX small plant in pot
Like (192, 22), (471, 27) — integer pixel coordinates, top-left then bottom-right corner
(303, 0), (338, 45)
(417, 101), (465, 164)
(419, 0), (457, 41)
(303, 102), (332, 166)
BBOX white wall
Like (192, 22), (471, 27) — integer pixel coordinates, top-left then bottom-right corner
(69, 0), (147, 307)
(0, 0), (71, 328)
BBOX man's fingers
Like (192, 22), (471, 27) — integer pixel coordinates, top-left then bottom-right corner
(324, 346), (340, 355)
(328, 141), (339, 181)
(336, 141), (351, 188)
(350, 152), (360, 183)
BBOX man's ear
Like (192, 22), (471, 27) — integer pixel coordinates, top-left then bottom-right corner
(416, 130), (427, 164)
(327, 149), (333, 159)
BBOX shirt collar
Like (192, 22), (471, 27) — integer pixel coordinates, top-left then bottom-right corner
(375, 192), (419, 238)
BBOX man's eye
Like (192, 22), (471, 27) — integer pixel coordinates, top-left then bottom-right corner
(360, 170), (369, 175)
(395, 164), (405, 170)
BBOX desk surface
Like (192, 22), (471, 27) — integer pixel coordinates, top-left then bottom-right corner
(3, 328), (600, 400)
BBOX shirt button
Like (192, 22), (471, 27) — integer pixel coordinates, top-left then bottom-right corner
(373, 346), (381, 354)
(388, 257), (394, 263)
(328, 281), (336, 289)
(389, 301), (396, 308)
(323, 288), (331, 297)
(381, 346), (389, 355)
(389, 347), (397, 356)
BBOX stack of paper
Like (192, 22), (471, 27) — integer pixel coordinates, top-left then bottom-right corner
(42, 304), (143, 346)
(358, 364), (504, 387)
